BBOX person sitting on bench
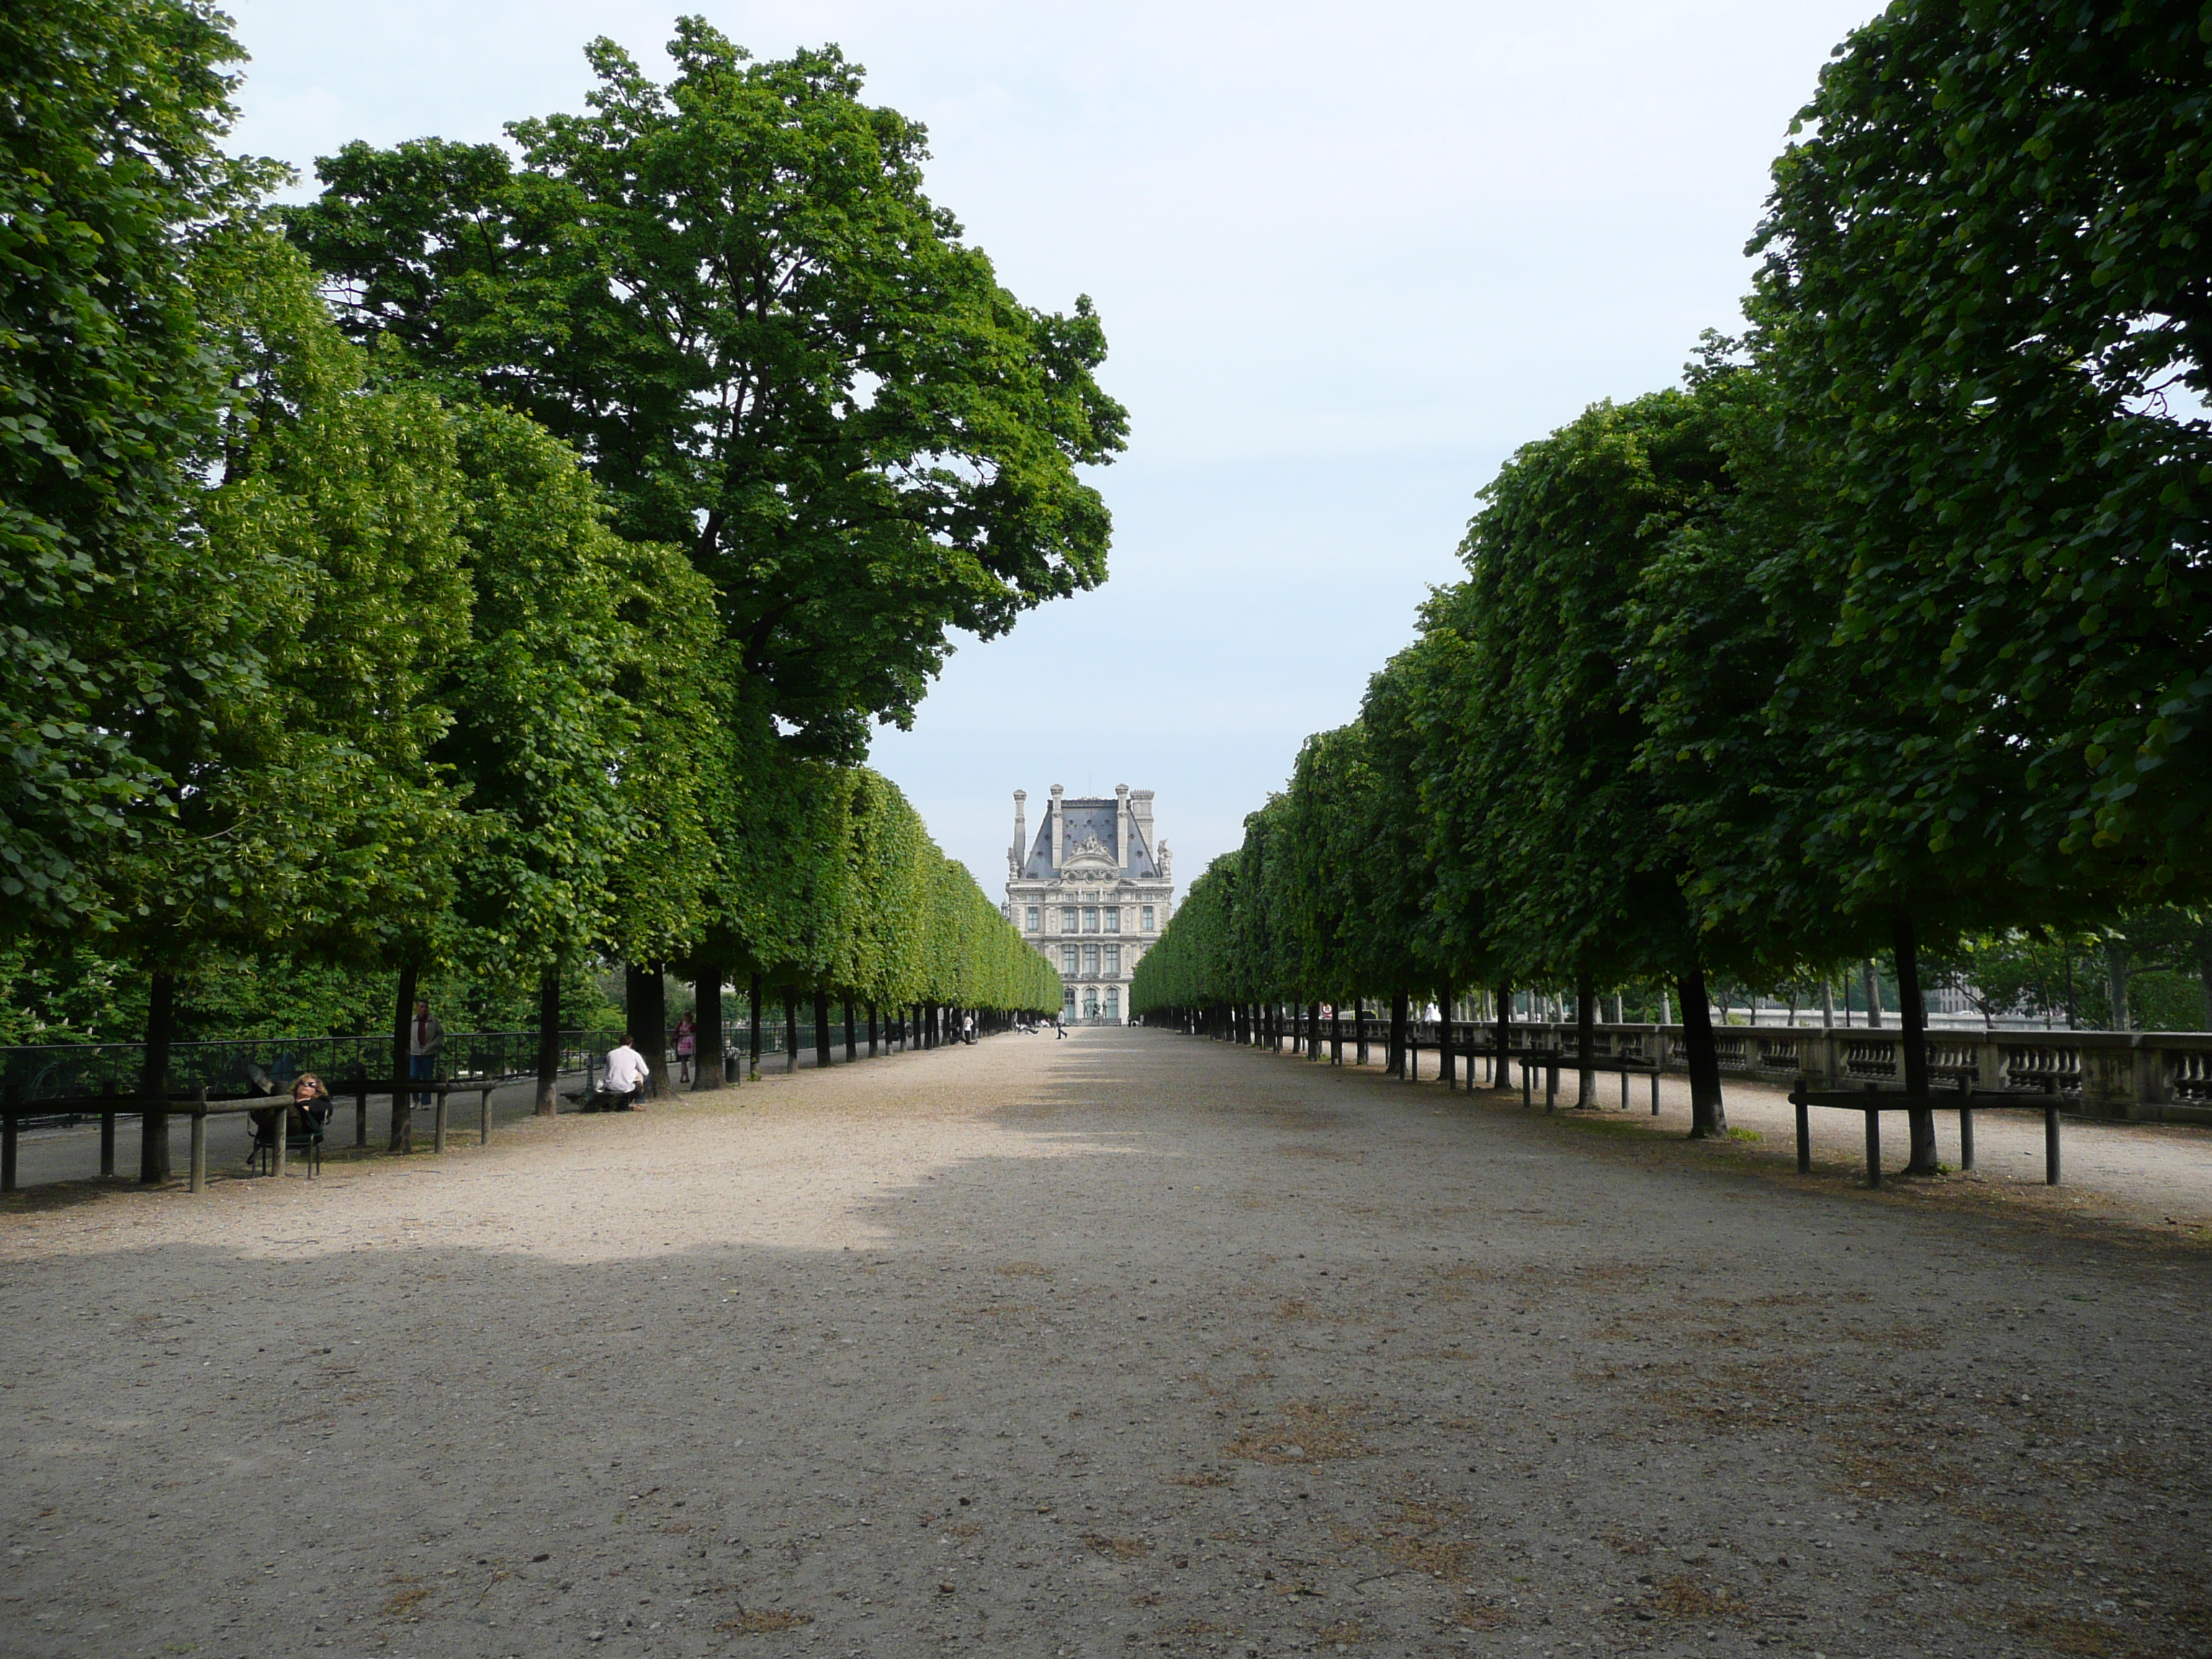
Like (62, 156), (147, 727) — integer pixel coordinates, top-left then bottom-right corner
(289, 1073), (331, 1135)
(246, 1073), (331, 1166)
(601, 1038), (649, 1111)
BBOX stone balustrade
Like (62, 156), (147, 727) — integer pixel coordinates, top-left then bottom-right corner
(1416, 1020), (2212, 1125)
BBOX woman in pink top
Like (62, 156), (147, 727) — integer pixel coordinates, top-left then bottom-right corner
(673, 1012), (697, 1087)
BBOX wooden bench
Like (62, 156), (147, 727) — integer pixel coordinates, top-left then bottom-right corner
(1788, 1081), (2064, 1187)
(1501, 1049), (1663, 1113)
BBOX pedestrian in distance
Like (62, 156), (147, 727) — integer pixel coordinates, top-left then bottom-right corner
(673, 1010), (696, 1087)
(409, 999), (444, 1107)
(962, 1012), (976, 1046)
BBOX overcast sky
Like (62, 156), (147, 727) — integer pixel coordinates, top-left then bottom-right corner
(229, 0), (1883, 901)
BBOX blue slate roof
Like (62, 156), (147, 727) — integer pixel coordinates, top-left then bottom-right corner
(1020, 799), (1159, 879)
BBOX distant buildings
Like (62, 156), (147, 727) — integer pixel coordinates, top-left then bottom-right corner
(1003, 786), (1174, 1025)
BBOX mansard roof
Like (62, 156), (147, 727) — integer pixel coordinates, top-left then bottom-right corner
(1020, 799), (1160, 881)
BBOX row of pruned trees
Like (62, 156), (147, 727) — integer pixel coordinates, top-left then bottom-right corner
(3, 1), (1090, 1172)
(1134, 0), (2212, 1174)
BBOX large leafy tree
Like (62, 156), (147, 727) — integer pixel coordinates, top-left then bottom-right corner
(1751, 0), (2212, 896)
(284, 20), (1128, 757)
(438, 402), (721, 1112)
(0, 0), (274, 934)
(1422, 392), (1740, 1128)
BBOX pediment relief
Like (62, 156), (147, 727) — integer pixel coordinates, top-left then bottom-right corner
(1064, 832), (1117, 867)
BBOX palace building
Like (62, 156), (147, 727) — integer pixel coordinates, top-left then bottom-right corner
(1003, 786), (1174, 1025)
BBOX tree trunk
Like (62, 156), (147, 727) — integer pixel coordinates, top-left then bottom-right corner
(1575, 968), (1595, 1107)
(534, 963), (561, 1115)
(139, 968), (176, 1183)
(1894, 909), (1938, 1174)
(1861, 958), (1884, 1028)
(1389, 992), (1408, 1078)
(1493, 981), (1512, 1091)
(784, 990), (800, 1071)
(389, 960), (419, 1153)
(842, 998), (856, 1062)
(694, 965), (725, 1090)
(2104, 940), (2131, 1031)
(748, 973), (763, 1080)
(628, 961), (670, 1102)
(814, 989), (834, 1069)
(1677, 962), (1727, 1137)
(868, 1002), (879, 1058)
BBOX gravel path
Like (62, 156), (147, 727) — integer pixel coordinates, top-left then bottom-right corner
(3, 1027), (2206, 1659)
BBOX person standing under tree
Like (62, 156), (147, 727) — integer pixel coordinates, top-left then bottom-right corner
(673, 1011), (696, 1087)
(409, 999), (444, 1108)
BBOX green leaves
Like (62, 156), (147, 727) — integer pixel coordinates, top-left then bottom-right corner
(1751, 0), (2212, 891)
(1, 0), (252, 932)
(285, 22), (1126, 756)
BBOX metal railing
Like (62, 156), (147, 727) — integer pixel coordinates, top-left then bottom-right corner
(0, 1030), (622, 1110)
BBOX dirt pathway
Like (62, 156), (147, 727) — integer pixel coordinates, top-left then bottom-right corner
(3, 1028), (2206, 1659)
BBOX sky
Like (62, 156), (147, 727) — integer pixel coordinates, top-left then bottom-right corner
(228, 0), (1885, 901)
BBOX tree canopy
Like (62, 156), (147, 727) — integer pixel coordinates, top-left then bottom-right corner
(284, 21), (1128, 757)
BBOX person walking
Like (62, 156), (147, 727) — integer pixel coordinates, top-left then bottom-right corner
(1055, 1012), (1067, 1040)
(673, 1011), (696, 1087)
(961, 1012), (975, 1046)
(409, 999), (444, 1108)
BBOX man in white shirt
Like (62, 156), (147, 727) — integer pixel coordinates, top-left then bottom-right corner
(601, 1038), (649, 1110)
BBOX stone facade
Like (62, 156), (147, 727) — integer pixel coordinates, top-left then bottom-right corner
(1002, 786), (1174, 1025)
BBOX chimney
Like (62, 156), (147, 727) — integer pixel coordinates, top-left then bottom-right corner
(1049, 784), (1064, 868)
(1115, 784), (1130, 871)
(1130, 789), (1155, 855)
(1012, 790), (1028, 870)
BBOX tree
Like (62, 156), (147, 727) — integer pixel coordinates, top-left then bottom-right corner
(284, 21), (1128, 758)
(1435, 391), (1741, 1130)
(0, 0), (271, 935)
(436, 403), (721, 1112)
(1750, 0), (2212, 899)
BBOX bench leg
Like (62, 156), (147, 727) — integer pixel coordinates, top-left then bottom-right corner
(434, 1095), (449, 1155)
(101, 1111), (117, 1177)
(1795, 1100), (1810, 1174)
(190, 1112), (207, 1192)
(1619, 1069), (1629, 1112)
(2045, 1106), (2061, 1186)
(1651, 1070), (1660, 1115)
(480, 1088), (492, 1146)
(355, 1089), (368, 1148)
(1959, 1104), (1974, 1172)
(1864, 1111), (1881, 1189)
(1545, 1061), (1557, 1113)
(274, 1114), (287, 1180)
(1521, 1059), (1532, 1110)
(2, 1112), (15, 1194)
